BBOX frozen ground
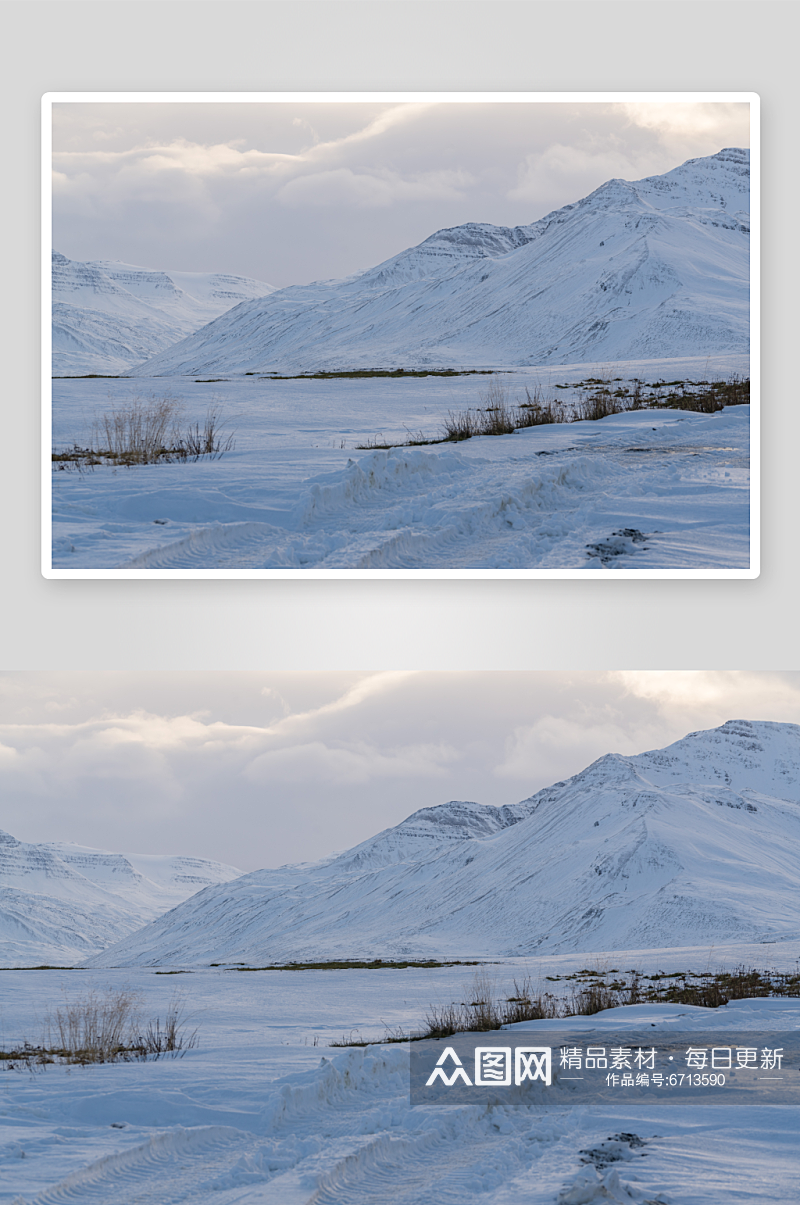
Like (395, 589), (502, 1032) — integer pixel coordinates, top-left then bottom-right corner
(48, 356), (751, 574)
(1, 955), (797, 1203)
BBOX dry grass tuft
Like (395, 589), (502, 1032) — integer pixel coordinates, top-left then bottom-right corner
(45, 986), (141, 1063)
(355, 375), (749, 451)
(1, 987), (198, 1070)
(53, 395), (235, 470)
(330, 959), (796, 1047)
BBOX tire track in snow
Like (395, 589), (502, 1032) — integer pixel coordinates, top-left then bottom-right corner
(19, 1126), (254, 1204)
(120, 453), (619, 570)
(122, 521), (306, 570)
(10, 1048), (577, 1205)
(309, 1112), (580, 1205)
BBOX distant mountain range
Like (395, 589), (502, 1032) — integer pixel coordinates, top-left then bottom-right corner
(127, 147), (750, 375)
(86, 719), (799, 968)
(51, 254), (275, 376)
(0, 833), (242, 966)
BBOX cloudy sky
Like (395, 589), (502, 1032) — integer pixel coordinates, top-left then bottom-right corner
(0, 670), (796, 872)
(52, 99), (750, 287)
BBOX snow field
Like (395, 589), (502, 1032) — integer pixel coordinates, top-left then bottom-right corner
(1, 970), (797, 1203)
(50, 363), (750, 571)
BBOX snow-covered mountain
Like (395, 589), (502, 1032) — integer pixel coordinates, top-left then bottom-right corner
(0, 832), (243, 966)
(87, 719), (798, 968)
(131, 148), (750, 375)
(52, 253), (276, 376)
(305, 798), (538, 876)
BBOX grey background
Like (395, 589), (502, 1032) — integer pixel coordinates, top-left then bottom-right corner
(1, 1), (795, 670)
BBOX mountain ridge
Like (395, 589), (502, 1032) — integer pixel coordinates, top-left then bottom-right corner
(85, 719), (796, 968)
(0, 830), (243, 966)
(130, 148), (750, 375)
(52, 253), (276, 376)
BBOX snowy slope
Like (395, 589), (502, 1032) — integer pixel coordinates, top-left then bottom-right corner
(315, 799), (538, 874)
(132, 148), (749, 375)
(87, 719), (797, 968)
(353, 220), (537, 288)
(52, 253), (275, 376)
(0, 831), (242, 966)
(4, 965), (799, 1205)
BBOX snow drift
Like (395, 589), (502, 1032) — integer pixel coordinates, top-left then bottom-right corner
(0, 832), (242, 965)
(52, 253), (275, 376)
(131, 148), (750, 375)
(87, 719), (799, 967)
(4, 970), (800, 1204)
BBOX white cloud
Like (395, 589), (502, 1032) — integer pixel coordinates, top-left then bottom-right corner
(53, 143), (472, 214)
(0, 677), (445, 805)
(53, 141), (294, 183)
(243, 740), (458, 786)
(51, 104), (437, 193)
(613, 671), (800, 729)
(507, 143), (662, 207)
(493, 714), (664, 783)
(0, 741), (18, 765)
(621, 102), (750, 143)
(275, 168), (472, 210)
(259, 686), (291, 717)
(263, 671), (420, 734)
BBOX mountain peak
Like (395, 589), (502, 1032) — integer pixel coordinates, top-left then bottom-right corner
(131, 148), (749, 375)
(705, 146), (749, 165)
(632, 720), (800, 801)
(86, 718), (796, 968)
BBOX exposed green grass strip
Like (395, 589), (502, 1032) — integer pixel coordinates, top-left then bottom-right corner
(222, 958), (484, 972)
(244, 369), (497, 380)
(0, 965), (76, 971)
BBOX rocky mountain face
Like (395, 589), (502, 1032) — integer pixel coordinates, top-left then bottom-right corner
(86, 719), (797, 968)
(130, 148), (749, 375)
(0, 831), (242, 965)
(52, 253), (275, 375)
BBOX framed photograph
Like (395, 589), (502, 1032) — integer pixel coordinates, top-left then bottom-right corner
(43, 92), (758, 578)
